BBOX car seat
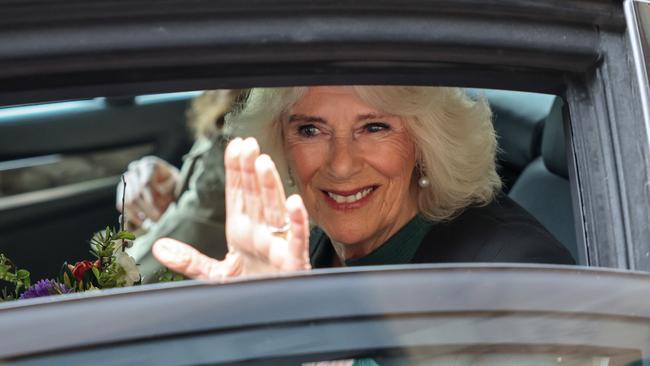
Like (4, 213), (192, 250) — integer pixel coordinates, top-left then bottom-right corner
(468, 89), (554, 192)
(508, 97), (578, 262)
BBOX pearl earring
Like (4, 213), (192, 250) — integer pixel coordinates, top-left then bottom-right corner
(418, 176), (430, 188)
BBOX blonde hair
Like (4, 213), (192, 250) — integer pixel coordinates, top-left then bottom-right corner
(225, 86), (501, 222)
(186, 89), (245, 139)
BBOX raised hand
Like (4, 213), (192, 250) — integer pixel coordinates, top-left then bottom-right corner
(152, 137), (311, 281)
(116, 156), (180, 230)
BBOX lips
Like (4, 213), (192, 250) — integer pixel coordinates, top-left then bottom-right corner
(321, 185), (378, 210)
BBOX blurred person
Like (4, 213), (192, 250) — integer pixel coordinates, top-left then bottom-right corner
(117, 90), (244, 282)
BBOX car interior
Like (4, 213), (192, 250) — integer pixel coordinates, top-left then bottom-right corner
(0, 87), (581, 281)
(471, 90), (578, 261)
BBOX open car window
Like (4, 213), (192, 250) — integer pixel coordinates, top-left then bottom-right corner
(0, 86), (582, 290)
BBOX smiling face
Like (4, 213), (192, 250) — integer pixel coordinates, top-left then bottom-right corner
(282, 86), (420, 260)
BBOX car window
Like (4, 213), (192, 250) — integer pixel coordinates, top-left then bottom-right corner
(0, 87), (581, 286)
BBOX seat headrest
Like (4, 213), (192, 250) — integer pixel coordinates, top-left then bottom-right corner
(467, 89), (555, 171)
(542, 97), (568, 178)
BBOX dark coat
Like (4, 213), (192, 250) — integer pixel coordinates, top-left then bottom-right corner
(310, 195), (576, 267)
(412, 195), (575, 265)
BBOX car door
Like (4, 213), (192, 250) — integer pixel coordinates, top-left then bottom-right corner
(2, 266), (649, 365)
(0, 93), (195, 281)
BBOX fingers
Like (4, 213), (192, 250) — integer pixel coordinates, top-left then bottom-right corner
(226, 137), (267, 222)
(225, 138), (245, 217)
(223, 137), (311, 274)
(255, 154), (287, 228)
(117, 156), (176, 223)
(153, 172), (178, 195)
(135, 190), (163, 221)
(148, 157), (180, 195)
(152, 238), (241, 281)
(240, 138), (263, 222)
(122, 191), (162, 226)
(285, 194), (311, 270)
(265, 194), (310, 272)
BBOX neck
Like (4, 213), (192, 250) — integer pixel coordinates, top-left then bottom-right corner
(330, 211), (419, 262)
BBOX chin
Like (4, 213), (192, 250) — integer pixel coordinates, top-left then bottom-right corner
(320, 223), (371, 246)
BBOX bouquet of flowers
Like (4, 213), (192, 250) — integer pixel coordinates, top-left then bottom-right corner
(0, 177), (183, 302)
(0, 227), (140, 301)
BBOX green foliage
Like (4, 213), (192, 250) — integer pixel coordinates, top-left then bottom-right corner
(115, 231), (136, 241)
(57, 226), (138, 291)
(0, 253), (31, 301)
(0, 223), (191, 302)
(89, 226), (119, 260)
(0, 178), (147, 302)
(157, 268), (186, 282)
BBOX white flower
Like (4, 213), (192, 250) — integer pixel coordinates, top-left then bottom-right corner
(115, 251), (140, 286)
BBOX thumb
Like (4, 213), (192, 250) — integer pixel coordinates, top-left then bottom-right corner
(152, 238), (241, 281)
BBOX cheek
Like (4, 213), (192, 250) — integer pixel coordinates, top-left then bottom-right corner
(365, 136), (417, 180)
(285, 142), (327, 188)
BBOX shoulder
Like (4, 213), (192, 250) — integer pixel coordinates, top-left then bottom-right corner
(414, 195), (575, 265)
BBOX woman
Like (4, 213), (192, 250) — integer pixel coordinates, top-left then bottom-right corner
(152, 86), (574, 279)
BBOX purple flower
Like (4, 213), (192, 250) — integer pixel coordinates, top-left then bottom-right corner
(19, 279), (73, 299)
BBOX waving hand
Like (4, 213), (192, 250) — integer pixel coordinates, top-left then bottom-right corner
(152, 137), (311, 280)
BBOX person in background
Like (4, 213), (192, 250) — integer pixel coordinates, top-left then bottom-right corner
(117, 90), (243, 282)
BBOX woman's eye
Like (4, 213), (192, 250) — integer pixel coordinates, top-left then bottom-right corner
(365, 122), (390, 133)
(298, 125), (320, 137)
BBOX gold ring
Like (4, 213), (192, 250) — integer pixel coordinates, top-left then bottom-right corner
(268, 221), (290, 239)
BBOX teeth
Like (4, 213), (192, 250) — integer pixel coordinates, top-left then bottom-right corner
(327, 188), (373, 204)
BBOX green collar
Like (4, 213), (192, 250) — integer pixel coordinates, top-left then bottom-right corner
(309, 215), (433, 268)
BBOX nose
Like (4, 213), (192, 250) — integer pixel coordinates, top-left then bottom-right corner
(326, 137), (363, 180)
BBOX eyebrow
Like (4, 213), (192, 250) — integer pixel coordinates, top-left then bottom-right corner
(288, 113), (388, 123)
(288, 114), (326, 124)
(356, 113), (388, 121)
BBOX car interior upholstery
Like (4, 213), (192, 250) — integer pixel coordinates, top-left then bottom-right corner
(475, 89), (577, 262)
(507, 97), (578, 262)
